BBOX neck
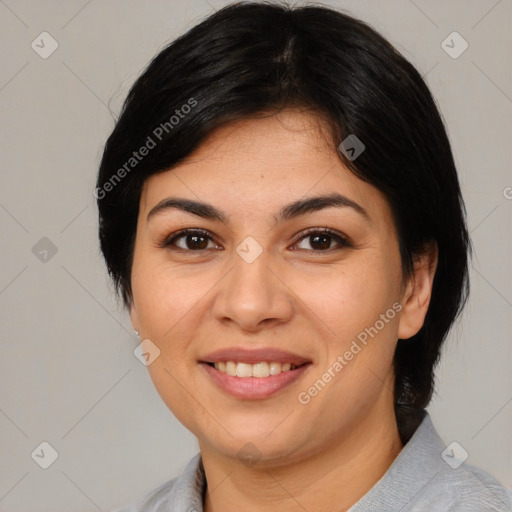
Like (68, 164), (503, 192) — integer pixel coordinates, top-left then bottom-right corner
(200, 394), (403, 512)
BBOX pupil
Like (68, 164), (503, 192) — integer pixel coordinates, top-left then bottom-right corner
(311, 234), (330, 250)
(188, 235), (207, 250)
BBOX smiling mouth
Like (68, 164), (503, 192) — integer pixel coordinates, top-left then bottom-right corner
(205, 361), (307, 378)
(201, 360), (312, 399)
(199, 346), (312, 398)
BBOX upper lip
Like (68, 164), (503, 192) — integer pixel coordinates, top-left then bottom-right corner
(200, 347), (311, 366)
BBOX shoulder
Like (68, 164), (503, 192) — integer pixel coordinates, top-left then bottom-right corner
(388, 454), (512, 511)
(350, 412), (512, 511)
(109, 453), (204, 512)
(110, 476), (179, 512)
(432, 460), (512, 511)
(404, 415), (512, 511)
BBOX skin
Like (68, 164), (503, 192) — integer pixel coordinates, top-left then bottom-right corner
(129, 109), (437, 512)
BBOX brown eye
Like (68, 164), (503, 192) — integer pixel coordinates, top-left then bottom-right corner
(180, 233), (210, 250)
(157, 227), (351, 253)
(293, 228), (352, 252)
(158, 229), (220, 251)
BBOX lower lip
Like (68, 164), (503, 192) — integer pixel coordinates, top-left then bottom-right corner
(200, 363), (311, 399)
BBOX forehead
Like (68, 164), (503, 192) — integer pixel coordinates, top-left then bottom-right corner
(175, 110), (337, 175)
(139, 110), (391, 224)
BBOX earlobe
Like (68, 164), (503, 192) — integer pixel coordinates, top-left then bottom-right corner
(397, 242), (438, 340)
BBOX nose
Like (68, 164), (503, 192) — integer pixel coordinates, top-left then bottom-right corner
(212, 241), (294, 333)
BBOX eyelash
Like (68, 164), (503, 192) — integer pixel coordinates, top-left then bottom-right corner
(156, 227), (353, 253)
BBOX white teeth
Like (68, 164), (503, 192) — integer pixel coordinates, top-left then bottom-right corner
(252, 362), (269, 378)
(269, 362), (281, 375)
(213, 361), (296, 377)
(236, 363), (252, 378)
(226, 361), (237, 376)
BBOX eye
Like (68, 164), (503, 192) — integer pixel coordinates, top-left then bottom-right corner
(157, 228), (221, 251)
(291, 228), (353, 252)
(157, 227), (352, 253)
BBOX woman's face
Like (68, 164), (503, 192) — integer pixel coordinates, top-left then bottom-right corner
(129, 110), (423, 466)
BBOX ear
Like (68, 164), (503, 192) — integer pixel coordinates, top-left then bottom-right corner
(398, 242), (438, 340)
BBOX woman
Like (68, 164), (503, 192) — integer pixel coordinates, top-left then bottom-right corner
(96, 2), (512, 510)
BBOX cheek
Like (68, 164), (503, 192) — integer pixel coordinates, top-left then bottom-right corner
(294, 253), (402, 407)
(131, 258), (202, 421)
(292, 255), (400, 339)
(131, 252), (201, 336)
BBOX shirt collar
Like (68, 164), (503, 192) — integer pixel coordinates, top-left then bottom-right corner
(348, 411), (446, 510)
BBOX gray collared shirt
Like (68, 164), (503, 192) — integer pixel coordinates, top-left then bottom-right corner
(112, 413), (512, 511)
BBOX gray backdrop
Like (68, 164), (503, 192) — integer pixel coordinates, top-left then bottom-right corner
(1, 0), (511, 510)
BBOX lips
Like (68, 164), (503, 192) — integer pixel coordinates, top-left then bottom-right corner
(199, 347), (312, 399)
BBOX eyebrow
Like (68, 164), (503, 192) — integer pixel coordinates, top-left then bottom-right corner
(147, 193), (370, 225)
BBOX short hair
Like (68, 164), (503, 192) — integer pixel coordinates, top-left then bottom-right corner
(96, 1), (470, 439)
